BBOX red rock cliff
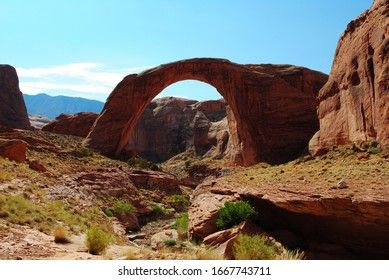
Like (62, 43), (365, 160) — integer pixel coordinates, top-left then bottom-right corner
(0, 65), (31, 130)
(310, 0), (389, 154)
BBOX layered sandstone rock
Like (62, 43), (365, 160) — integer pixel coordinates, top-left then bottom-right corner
(84, 59), (327, 166)
(189, 180), (389, 258)
(126, 169), (180, 191)
(0, 127), (62, 154)
(311, 0), (389, 154)
(0, 65), (30, 130)
(0, 138), (27, 162)
(42, 112), (99, 138)
(126, 97), (229, 162)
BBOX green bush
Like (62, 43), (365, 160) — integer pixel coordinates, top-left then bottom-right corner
(85, 225), (114, 255)
(233, 234), (278, 260)
(151, 202), (172, 216)
(127, 157), (159, 170)
(215, 201), (256, 230)
(368, 147), (380, 154)
(165, 239), (177, 247)
(112, 201), (134, 219)
(168, 195), (190, 212)
(171, 213), (189, 232)
(71, 147), (93, 158)
(103, 209), (114, 217)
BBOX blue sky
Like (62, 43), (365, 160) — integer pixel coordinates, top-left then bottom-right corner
(1, 0), (372, 102)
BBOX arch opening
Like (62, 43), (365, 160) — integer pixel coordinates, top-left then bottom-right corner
(124, 80), (234, 163)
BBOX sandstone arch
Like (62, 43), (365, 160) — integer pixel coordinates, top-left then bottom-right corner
(83, 58), (327, 166)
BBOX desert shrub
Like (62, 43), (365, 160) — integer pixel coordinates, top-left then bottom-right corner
(53, 225), (70, 243)
(281, 249), (305, 260)
(171, 213), (189, 237)
(112, 201), (134, 219)
(0, 170), (14, 182)
(152, 202), (172, 215)
(368, 147), (380, 154)
(233, 234), (278, 260)
(127, 157), (159, 170)
(168, 195), (190, 212)
(194, 247), (225, 260)
(215, 201), (256, 230)
(184, 160), (191, 170)
(71, 147), (93, 158)
(85, 225), (114, 255)
(103, 209), (114, 217)
(165, 239), (177, 247)
(125, 249), (138, 260)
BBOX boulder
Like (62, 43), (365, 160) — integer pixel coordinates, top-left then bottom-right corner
(0, 65), (31, 130)
(188, 191), (236, 240)
(42, 112), (99, 137)
(311, 0), (389, 153)
(150, 229), (179, 250)
(0, 138), (27, 162)
(28, 160), (47, 172)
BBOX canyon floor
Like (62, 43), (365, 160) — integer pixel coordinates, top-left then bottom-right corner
(0, 130), (388, 260)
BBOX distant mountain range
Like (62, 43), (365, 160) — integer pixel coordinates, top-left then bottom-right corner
(23, 93), (104, 119)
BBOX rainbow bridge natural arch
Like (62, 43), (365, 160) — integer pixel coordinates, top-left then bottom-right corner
(83, 58), (327, 166)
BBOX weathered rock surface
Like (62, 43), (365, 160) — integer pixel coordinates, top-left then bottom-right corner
(45, 166), (181, 230)
(42, 112), (99, 138)
(28, 159), (47, 173)
(0, 65), (31, 130)
(0, 138), (27, 163)
(84, 59), (327, 166)
(188, 191), (236, 240)
(126, 97), (229, 162)
(0, 127), (63, 154)
(150, 229), (178, 250)
(126, 169), (180, 191)
(189, 179), (389, 259)
(311, 0), (389, 154)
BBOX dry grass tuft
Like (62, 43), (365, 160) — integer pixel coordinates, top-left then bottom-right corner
(53, 225), (71, 244)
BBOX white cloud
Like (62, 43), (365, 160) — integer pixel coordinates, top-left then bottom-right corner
(20, 81), (113, 94)
(16, 63), (153, 101)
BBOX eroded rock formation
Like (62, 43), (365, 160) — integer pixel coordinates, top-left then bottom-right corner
(310, 0), (389, 155)
(84, 59), (327, 166)
(42, 112), (99, 138)
(189, 180), (389, 259)
(126, 97), (229, 162)
(0, 65), (30, 130)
